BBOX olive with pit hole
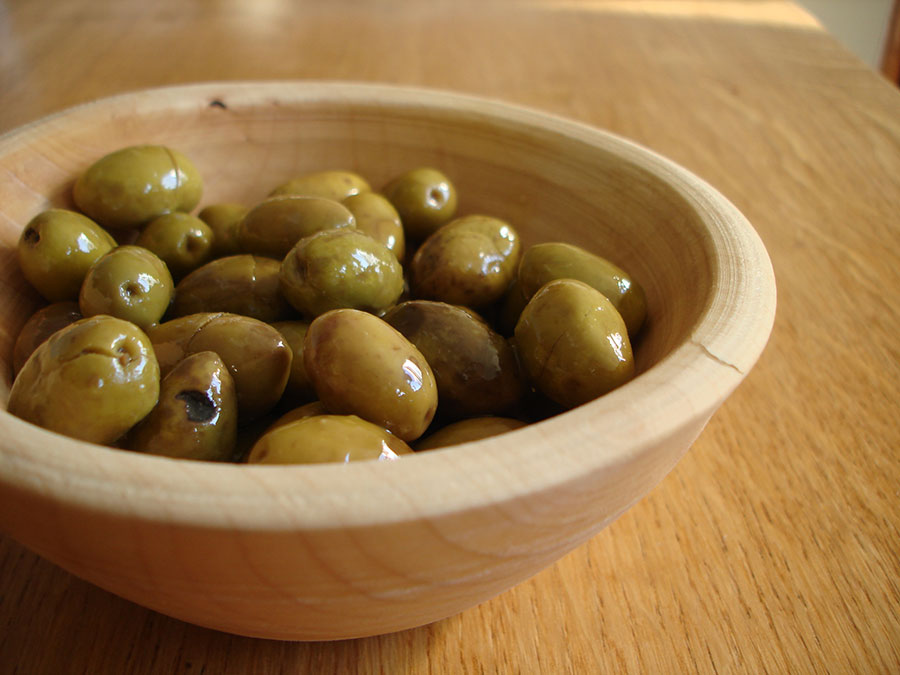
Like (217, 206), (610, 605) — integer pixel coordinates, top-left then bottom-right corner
(269, 170), (371, 202)
(8, 315), (160, 445)
(518, 242), (647, 337)
(12, 301), (83, 375)
(410, 214), (521, 309)
(237, 195), (356, 259)
(415, 416), (527, 451)
(304, 309), (437, 441)
(17, 209), (117, 302)
(382, 167), (457, 241)
(171, 255), (294, 322)
(198, 203), (248, 258)
(342, 192), (406, 261)
(135, 212), (214, 281)
(514, 278), (634, 409)
(73, 145), (203, 229)
(247, 414), (412, 464)
(129, 351), (238, 461)
(383, 300), (526, 420)
(280, 228), (404, 318)
(79, 245), (174, 330)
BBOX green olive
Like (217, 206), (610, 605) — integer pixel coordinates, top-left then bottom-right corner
(280, 228), (404, 318)
(171, 255), (294, 322)
(12, 301), (83, 376)
(198, 203), (248, 258)
(271, 320), (315, 402)
(410, 214), (521, 309)
(382, 167), (458, 241)
(129, 351), (238, 461)
(383, 300), (525, 420)
(134, 212), (214, 281)
(247, 414), (412, 464)
(17, 209), (117, 302)
(148, 312), (292, 422)
(267, 400), (329, 432)
(8, 315), (160, 445)
(73, 145), (203, 229)
(518, 242), (647, 337)
(79, 245), (174, 330)
(514, 279), (634, 409)
(237, 195), (356, 259)
(415, 417), (527, 450)
(269, 170), (371, 202)
(342, 192), (406, 261)
(304, 309), (437, 441)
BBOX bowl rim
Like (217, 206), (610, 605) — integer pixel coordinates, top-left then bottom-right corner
(0, 81), (777, 530)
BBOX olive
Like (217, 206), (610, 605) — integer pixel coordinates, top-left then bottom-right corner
(17, 209), (117, 302)
(514, 279), (634, 409)
(78, 245), (174, 330)
(271, 320), (316, 402)
(148, 312), (291, 422)
(171, 255), (294, 323)
(129, 351), (238, 461)
(73, 145), (203, 229)
(342, 192), (406, 262)
(279, 228), (404, 318)
(198, 203), (248, 258)
(237, 195), (356, 259)
(383, 300), (525, 420)
(8, 315), (160, 445)
(267, 400), (329, 432)
(12, 301), (83, 376)
(415, 417), (527, 451)
(134, 212), (214, 281)
(518, 242), (647, 337)
(269, 170), (371, 202)
(382, 167), (457, 241)
(410, 214), (521, 309)
(303, 309), (437, 441)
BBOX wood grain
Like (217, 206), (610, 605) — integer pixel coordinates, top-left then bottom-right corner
(1, 0), (898, 671)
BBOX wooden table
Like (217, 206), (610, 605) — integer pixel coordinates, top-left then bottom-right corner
(2, 0), (898, 671)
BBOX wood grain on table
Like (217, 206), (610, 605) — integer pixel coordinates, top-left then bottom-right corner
(1, 0), (898, 672)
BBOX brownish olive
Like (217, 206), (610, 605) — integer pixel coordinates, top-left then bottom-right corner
(12, 301), (83, 376)
(410, 215), (521, 309)
(148, 312), (292, 422)
(129, 351), (238, 461)
(135, 212), (214, 281)
(303, 309), (438, 441)
(171, 255), (295, 322)
(269, 170), (371, 201)
(198, 203), (248, 258)
(8, 315), (160, 445)
(383, 300), (525, 420)
(247, 414), (412, 464)
(266, 400), (329, 432)
(415, 417), (527, 450)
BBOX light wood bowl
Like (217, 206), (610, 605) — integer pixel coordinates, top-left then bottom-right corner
(0, 82), (776, 640)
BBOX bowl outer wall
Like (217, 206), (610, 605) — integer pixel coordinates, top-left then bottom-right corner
(0, 82), (776, 638)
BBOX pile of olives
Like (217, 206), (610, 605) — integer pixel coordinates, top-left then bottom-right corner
(7, 144), (646, 464)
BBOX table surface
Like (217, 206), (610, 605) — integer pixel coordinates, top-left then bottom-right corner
(1, 0), (898, 672)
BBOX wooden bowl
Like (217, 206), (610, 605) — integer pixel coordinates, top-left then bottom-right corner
(0, 82), (776, 640)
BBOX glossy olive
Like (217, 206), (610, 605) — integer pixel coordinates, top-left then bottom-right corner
(237, 195), (356, 259)
(135, 212), (214, 281)
(247, 414), (412, 465)
(342, 192), (406, 261)
(269, 170), (371, 202)
(73, 145), (203, 229)
(271, 320), (316, 402)
(518, 242), (647, 337)
(78, 245), (174, 330)
(415, 417), (527, 451)
(148, 312), (291, 422)
(171, 255), (294, 322)
(410, 214), (521, 309)
(198, 203), (248, 257)
(17, 209), (117, 302)
(8, 315), (160, 444)
(514, 279), (634, 409)
(129, 351), (238, 461)
(303, 309), (438, 441)
(383, 300), (525, 420)
(280, 228), (404, 318)
(382, 167), (458, 241)
(12, 301), (83, 376)
(267, 400), (329, 432)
